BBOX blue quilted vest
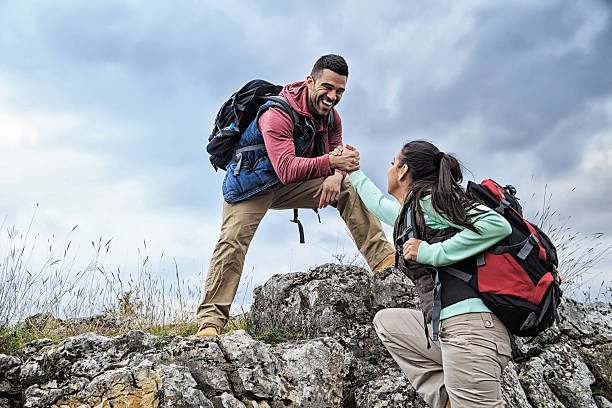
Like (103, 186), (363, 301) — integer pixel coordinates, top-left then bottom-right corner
(222, 100), (328, 203)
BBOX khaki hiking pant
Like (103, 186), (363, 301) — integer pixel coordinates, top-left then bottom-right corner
(197, 177), (395, 329)
(374, 309), (512, 408)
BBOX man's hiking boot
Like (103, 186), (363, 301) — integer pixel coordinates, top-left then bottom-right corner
(195, 325), (221, 338)
(373, 252), (395, 274)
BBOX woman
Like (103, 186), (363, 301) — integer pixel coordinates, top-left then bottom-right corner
(333, 141), (512, 408)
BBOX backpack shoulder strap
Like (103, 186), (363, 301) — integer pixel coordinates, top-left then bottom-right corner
(405, 198), (422, 239)
(260, 95), (302, 134)
(395, 198), (421, 256)
(327, 109), (335, 132)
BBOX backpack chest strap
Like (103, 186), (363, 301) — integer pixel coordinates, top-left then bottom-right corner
(233, 144), (267, 176)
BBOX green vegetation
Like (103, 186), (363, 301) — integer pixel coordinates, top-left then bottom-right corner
(0, 327), (40, 356)
(252, 327), (306, 345)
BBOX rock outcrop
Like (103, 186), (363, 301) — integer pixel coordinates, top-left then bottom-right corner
(0, 264), (610, 407)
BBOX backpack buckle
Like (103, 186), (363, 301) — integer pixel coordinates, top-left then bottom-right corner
(495, 199), (511, 214)
(504, 185), (517, 196)
(395, 226), (413, 255)
(517, 233), (538, 260)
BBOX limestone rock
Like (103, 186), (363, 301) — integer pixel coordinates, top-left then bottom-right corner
(46, 358), (213, 408)
(579, 343), (612, 405)
(353, 367), (427, 407)
(562, 300), (611, 342)
(0, 354), (22, 406)
(519, 343), (599, 408)
(219, 330), (289, 402)
(274, 337), (352, 407)
(151, 335), (233, 397)
(595, 396), (612, 408)
(248, 264), (375, 339)
(501, 362), (533, 408)
(248, 264), (417, 361)
(519, 356), (565, 408)
(542, 344), (597, 407)
(19, 338), (54, 359)
(370, 266), (420, 310)
(212, 392), (248, 408)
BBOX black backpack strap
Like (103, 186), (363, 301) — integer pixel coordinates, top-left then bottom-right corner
(260, 95), (302, 133)
(289, 209), (305, 244)
(487, 233), (539, 260)
(508, 330), (525, 362)
(439, 266), (473, 282)
(431, 267), (442, 342)
(395, 201), (416, 252)
(327, 109), (335, 132)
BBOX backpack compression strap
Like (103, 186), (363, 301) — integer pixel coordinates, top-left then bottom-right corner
(233, 144), (266, 176)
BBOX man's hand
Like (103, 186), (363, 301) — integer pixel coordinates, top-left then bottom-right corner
(328, 144), (360, 172)
(313, 173), (343, 208)
(403, 238), (422, 262)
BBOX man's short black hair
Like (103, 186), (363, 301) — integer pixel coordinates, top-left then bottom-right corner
(311, 54), (349, 79)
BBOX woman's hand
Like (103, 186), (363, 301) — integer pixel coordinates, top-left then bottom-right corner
(330, 145), (344, 156)
(403, 238), (422, 261)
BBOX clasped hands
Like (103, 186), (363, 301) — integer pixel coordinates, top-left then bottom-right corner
(328, 144), (360, 173)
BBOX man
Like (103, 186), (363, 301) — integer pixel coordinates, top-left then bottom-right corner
(196, 54), (395, 337)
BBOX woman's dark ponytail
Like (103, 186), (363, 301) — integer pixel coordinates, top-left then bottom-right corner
(397, 141), (483, 235)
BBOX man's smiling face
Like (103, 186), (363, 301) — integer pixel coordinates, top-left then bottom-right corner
(306, 68), (347, 118)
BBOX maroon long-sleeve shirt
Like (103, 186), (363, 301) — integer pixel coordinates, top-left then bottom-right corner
(258, 81), (344, 185)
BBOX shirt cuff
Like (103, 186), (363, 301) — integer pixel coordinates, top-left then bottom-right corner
(416, 241), (435, 265)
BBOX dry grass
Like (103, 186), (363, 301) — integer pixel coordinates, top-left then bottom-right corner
(533, 185), (612, 298)
(0, 207), (208, 354)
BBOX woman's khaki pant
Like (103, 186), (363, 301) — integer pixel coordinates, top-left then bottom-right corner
(374, 309), (512, 408)
(197, 177), (395, 329)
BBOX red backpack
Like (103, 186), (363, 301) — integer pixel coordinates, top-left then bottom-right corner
(441, 179), (562, 338)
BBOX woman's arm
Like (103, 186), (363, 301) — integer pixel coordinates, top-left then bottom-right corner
(347, 170), (401, 226)
(416, 199), (512, 266)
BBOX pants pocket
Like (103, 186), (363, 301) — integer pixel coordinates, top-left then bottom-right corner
(440, 313), (512, 365)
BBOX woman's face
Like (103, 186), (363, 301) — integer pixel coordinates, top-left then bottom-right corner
(387, 152), (407, 196)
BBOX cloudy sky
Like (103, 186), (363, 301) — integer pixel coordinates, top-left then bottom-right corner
(1, 0), (611, 315)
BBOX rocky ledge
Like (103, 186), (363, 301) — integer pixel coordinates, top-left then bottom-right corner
(0, 264), (610, 407)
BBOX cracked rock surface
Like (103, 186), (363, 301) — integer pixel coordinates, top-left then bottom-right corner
(0, 264), (609, 407)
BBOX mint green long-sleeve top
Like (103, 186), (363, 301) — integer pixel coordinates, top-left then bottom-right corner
(347, 170), (512, 319)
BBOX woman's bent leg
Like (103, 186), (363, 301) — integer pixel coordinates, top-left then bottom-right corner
(374, 308), (448, 408)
